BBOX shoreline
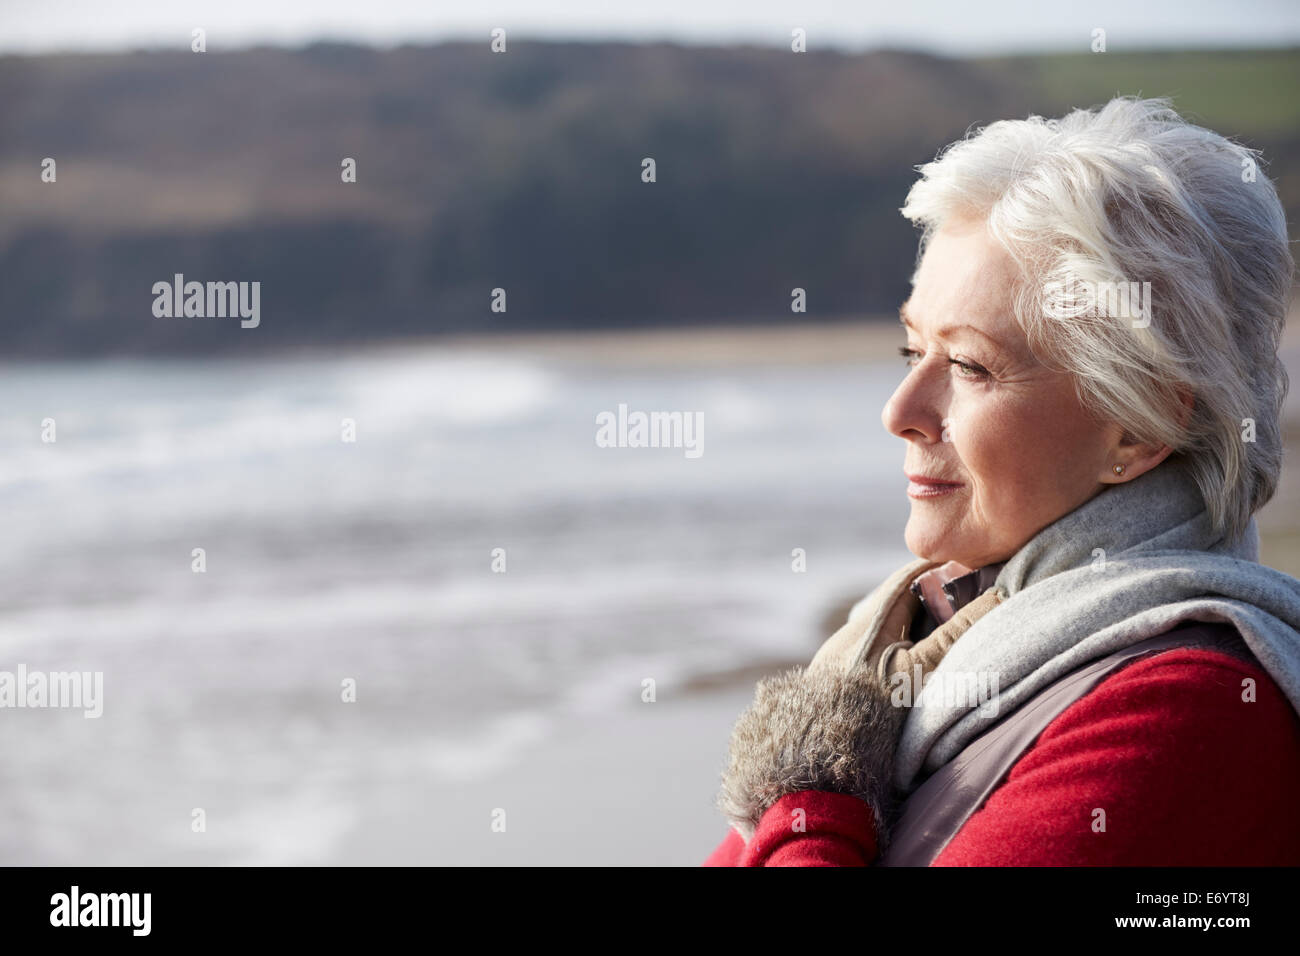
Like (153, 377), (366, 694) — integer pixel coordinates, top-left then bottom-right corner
(0, 317), (906, 369)
(7, 306), (1299, 375)
(414, 316), (906, 366)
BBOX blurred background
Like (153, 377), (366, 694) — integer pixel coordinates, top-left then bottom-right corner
(1, 1), (1299, 865)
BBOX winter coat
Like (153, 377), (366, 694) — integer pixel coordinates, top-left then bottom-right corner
(703, 617), (1300, 865)
(705, 456), (1300, 866)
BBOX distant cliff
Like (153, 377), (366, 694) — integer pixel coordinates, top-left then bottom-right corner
(1, 42), (1296, 355)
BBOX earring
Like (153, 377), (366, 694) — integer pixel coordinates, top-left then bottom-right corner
(1112, 464), (1126, 476)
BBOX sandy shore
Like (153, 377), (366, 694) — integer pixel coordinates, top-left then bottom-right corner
(333, 684), (761, 866)
(355, 316), (907, 367)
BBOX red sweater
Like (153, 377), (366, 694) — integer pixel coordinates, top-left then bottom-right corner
(703, 647), (1300, 866)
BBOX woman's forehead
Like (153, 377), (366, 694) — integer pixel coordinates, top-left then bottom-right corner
(905, 222), (1029, 348)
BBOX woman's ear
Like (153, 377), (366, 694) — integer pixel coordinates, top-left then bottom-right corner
(1112, 441), (1176, 481)
(1109, 387), (1193, 480)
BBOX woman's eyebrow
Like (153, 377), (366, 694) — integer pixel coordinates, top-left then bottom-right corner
(898, 305), (1011, 351)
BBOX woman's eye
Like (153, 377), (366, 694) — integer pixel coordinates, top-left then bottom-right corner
(949, 357), (990, 380)
(898, 345), (921, 367)
(898, 345), (989, 381)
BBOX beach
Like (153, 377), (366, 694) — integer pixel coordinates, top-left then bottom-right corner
(331, 681), (761, 866)
(3, 313), (1298, 867)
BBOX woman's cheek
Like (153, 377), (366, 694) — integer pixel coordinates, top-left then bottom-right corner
(947, 405), (990, 465)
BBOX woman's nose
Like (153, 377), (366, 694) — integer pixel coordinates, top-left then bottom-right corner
(882, 363), (944, 443)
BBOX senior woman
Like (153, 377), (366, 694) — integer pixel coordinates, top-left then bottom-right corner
(704, 96), (1300, 866)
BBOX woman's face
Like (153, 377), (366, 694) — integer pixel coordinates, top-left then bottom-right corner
(882, 215), (1126, 569)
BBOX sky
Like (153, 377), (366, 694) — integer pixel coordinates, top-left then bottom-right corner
(1, 0), (1298, 55)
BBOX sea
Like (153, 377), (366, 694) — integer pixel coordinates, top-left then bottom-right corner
(0, 343), (913, 863)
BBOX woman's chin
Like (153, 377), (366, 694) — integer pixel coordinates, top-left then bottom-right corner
(904, 523), (952, 563)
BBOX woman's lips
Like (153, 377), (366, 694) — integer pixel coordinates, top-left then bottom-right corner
(905, 473), (964, 499)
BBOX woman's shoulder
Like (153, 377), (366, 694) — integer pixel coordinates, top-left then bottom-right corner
(1073, 621), (1287, 709)
(935, 621), (1300, 865)
(1042, 620), (1299, 751)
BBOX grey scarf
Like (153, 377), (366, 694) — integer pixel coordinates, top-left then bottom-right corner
(894, 452), (1300, 792)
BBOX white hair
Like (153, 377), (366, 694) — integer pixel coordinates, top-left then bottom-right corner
(900, 95), (1293, 548)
